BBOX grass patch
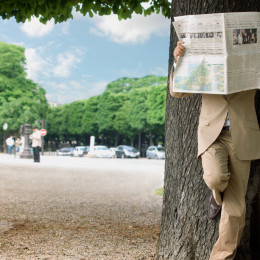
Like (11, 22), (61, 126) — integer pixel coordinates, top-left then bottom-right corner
(155, 187), (164, 196)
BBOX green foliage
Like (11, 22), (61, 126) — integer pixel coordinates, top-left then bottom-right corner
(65, 100), (86, 136)
(0, 42), (26, 79)
(46, 75), (167, 145)
(146, 84), (166, 126)
(0, 0), (171, 24)
(106, 75), (167, 93)
(96, 92), (127, 134)
(114, 97), (135, 137)
(81, 95), (99, 136)
(0, 41), (167, 145)
(126, 88), (149, 130)
(0, 41), (48, 133)
(46, 106), (63, 139)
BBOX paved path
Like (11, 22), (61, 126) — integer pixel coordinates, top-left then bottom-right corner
(0, 154), (164, 259)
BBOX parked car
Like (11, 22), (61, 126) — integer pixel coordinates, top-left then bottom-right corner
(94, 145), (113, 158)
(146, 146), (165, 159)
(115, 145), (140, 159)
(57, 147), (75, 156)
(73, 146), (88, 157)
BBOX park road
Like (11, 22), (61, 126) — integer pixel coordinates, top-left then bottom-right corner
(0, 154), (164, 260)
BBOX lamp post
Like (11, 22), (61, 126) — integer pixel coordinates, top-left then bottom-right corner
(20, 123), (33, 159)
(3, 123), (8, 153)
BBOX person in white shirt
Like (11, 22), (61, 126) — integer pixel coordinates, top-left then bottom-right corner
(30, 126), (41, 162)
(6, 136), (14, 155)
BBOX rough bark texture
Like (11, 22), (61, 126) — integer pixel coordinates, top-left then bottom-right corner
(156, 1), (260, 259)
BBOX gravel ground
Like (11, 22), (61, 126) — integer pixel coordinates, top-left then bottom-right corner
(0, 154), (164, 260)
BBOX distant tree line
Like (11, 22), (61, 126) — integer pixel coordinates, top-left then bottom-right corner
(0, 41), (167, 154)
(45, 76), (167, 153)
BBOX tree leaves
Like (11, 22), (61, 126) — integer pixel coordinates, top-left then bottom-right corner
(46, 75), (167, 145)
(0, 42), (48, 133)
(0, 0), (171, 24)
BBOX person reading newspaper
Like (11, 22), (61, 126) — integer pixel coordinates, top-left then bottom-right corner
(170, 41), (260, 260)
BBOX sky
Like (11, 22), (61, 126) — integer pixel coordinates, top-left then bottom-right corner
(0, 11), (171, 104)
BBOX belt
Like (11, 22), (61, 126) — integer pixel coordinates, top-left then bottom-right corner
(222, 125), (230, 131)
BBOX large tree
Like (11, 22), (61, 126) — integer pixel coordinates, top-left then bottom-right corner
(1, 1), (259, 259)
(0, 41), (48, 133)
(156, 1), (260, 260)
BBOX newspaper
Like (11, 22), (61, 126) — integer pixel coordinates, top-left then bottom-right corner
(172, 12), (260, 94)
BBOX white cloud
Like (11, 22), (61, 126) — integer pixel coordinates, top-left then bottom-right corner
(20, 17), (54, 37)
(90, 13), (170, 44)
(61, 22), (70, 35)
(53, 83), (69, 90)
(88, 81), (108, 96)
(115, 64), (167, 79)
(25, 47), (50, 81)
(70, 80), (84, 90)
(45, 80), (108, 104)
(25, 45), (84, 81)
(151, 66), (168, 76)
(12, 42), (24, 47)
(117, 63), (145, 78)
(53, 50), (83, 78)
(82, 74), (92, 79)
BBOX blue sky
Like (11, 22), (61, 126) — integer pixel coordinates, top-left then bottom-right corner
(0, 11), (170, 104)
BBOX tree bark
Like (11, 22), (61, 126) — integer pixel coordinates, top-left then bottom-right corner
(156, 1), (260, 259)
(131, 135), (135, 147)
(115, 131), (119, 147)
(149, 130), (154, 146)
(138, 130), (141, 153)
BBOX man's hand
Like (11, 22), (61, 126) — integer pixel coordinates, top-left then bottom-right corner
(173, 41), (186, 62)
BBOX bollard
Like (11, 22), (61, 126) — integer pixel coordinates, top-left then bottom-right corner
(20, 124), (33, 159)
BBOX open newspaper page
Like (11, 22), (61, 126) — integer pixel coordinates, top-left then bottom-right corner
(173, 13), (227, 94)
(172, 12), (260, 94)
(224, 12), (260, 93)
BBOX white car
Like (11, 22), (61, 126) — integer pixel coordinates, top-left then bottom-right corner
(94, 146), (113, 158)
(73, 146), (88, 157)
(146, 146), (165, 159)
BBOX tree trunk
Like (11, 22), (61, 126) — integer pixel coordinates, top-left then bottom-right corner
(149, 130), (153, 146)
(156, 1), (260, 259)
(85, 134), (90, 146)
(115, 131), (119, 147)
(138, 130), (141, 153)
(131, 135), (135, 147)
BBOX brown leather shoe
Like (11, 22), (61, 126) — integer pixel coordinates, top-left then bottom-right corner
(208, 194), (221, 219)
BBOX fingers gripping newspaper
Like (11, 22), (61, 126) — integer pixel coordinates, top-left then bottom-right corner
(172, 12), (260, 94)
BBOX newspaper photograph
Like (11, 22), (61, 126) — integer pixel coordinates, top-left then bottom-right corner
(172, 12), (260, 94)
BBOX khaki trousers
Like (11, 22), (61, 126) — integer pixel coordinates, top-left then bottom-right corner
(201, 130), (251, 260)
